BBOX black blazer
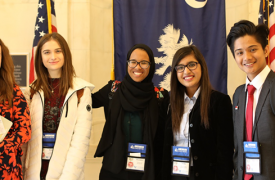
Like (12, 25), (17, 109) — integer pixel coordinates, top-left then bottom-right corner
(162, 90), (233, 180)
(92, 80), (170, 179)
(232, 71), (275, 180)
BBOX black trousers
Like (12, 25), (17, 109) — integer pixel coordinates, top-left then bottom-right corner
(99, 167), (143, 180)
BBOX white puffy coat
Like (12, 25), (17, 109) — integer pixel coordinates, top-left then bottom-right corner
(23, 77), (94, 180)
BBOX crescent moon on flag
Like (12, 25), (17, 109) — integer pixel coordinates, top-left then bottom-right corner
(185, 0), (207, 8)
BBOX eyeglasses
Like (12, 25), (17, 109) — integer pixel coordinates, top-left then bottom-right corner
(175, 62), (199, 72)
(127, 59), (151, 69)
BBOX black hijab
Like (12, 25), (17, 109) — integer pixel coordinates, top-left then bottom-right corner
(119, 44), (156, 112)
(98, 44), (159, 180)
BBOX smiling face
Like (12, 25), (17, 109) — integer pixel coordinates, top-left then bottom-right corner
(41, 39), (64, 78)
(128, 48), (150, 82)
(234, 35), (268, 81)
(177, 53), (201, 97)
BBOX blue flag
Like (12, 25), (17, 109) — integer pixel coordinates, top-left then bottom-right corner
(114, 0), (227, 93)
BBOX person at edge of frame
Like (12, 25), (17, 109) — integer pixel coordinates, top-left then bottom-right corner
(227, 20), (275, 180)
(0, 39), (31, 180)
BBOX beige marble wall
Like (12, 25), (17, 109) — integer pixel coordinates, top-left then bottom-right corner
(0, 0), (262, 180)
(89, 0), (113, 179)
(226, 0), (260, 99)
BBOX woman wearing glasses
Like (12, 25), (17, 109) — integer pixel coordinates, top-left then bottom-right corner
(161, 45), (233, 180)
(92, 44), (169, 180)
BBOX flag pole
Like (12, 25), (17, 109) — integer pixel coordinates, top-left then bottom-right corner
(111, 0), (115, 80)
(46, 0), (52, 33)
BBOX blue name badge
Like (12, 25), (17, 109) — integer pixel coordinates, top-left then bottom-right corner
(126, 143), (147, 172)
(43, 142), (55, 148)
(246, 153), (260, 158)
(243, 141), (259, 153)
(43, 133), (56, 143)
(128, 143), (147, 154)
(172, 146), (190, 158)
(173, 157), (190, 161)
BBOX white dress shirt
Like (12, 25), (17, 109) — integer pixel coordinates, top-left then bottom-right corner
(245, 65), (270, 125)
(174, 87), (201, 147)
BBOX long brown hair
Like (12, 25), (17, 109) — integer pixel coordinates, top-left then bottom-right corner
(170, 45), (212, 133)
(31, 33), (75, 98)
(0, 39), (16, 108)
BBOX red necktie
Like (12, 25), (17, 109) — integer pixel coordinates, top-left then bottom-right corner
(244, 84), (256, 180)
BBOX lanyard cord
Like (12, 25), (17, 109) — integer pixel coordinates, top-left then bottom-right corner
(129, 114), (132, 142)
(188, 108), (195, 148)
(254, 119), (260, 144)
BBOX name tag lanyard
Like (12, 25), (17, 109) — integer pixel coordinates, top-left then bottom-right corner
(171, 108), (195, 177)
(171, 146), (191, 177)
(125, 113), (147, 172)
(42, 133), (56, 160)
(244, 118), (261, 175)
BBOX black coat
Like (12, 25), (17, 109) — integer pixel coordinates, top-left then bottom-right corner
(92, 80), (170, 180)
(162, 90), (234, 180)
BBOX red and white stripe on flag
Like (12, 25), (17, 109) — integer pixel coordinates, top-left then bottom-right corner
(269, 7), (275, 71)
(29, 0), (57, 84)
(259, 0), (275, 71)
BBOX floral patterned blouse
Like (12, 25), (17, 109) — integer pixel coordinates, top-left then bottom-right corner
(0, 84), (31, 180)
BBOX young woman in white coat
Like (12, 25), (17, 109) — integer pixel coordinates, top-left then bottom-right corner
(23, 32), (94, 180)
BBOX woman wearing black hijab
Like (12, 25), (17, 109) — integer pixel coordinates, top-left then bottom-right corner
(92, 44), (170, 180)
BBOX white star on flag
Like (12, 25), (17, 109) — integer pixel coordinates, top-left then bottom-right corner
(258, 13), (262, 19)
(35, 25), (40, 31)
(29, 0), (58, 84)
(269, 1), (273, 7)
(38, 16), (45, 23)
(38, 2), (44, 9)
(39, 31), (46, 37)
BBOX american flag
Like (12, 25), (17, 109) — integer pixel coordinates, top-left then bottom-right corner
(29, 0), (57, 84)
(259, 0), (275, 71)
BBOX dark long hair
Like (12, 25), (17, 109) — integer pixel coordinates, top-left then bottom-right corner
(0, 39), (16, 108)
(31, 33), (75, 99)
(170, 45), (212, 133)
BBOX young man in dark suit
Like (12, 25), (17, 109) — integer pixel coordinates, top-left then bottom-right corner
(227, 20), (275, 180)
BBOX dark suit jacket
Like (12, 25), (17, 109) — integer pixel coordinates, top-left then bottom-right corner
(162, 90), (234, 180)
(232, 70), (275, 180)
(92, 80), (170, 180)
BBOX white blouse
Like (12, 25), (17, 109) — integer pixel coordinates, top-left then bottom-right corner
(174, 87), (201, 147)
